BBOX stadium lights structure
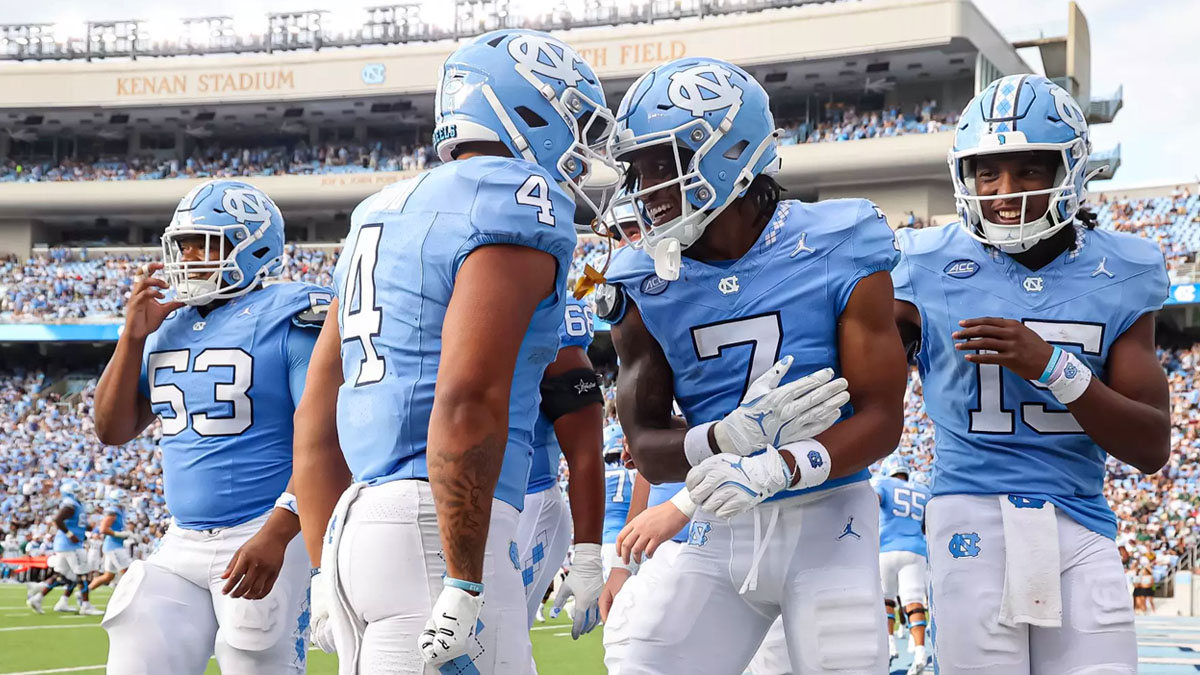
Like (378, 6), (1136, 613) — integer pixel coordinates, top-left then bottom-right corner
(0, 0), (822, 61)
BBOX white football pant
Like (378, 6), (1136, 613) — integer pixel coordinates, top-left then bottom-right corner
(332, 479), (531, 674)
(103, 547), (134, 574)
(517, 485), (573, 627)
(927, 494), (1136, 674)
(602, 540), (683, 674)
(616, 481), (886, 674)
(102, 512), (310, 675)
(879, 550), (927, 607)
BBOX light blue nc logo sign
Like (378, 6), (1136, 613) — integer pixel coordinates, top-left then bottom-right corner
(687, 520), (711, 547)
(361, 63), (386, 85)
(948, 532), (981, 559)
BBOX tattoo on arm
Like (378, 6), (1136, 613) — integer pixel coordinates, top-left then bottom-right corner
(428, 432), (506, 582)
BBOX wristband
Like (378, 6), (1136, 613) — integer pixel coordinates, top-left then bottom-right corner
(783, 439), (832, 491)
(684, 421), (719, 467)
(1037, 346), (1064, 384)
(444, 576), (485, 595)
(274, 491), (298, 516)
(1046, 351), (1093, 404)
(310, 567), (321, 578)
(669, 487), (698, 518)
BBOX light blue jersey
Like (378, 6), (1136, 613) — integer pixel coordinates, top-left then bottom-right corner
(875, 476), (930, 557)
(527, 296), (596, 494)
(893, 224), (1168, 538)
(52, 495), (86, 552)
(606, 198), (898, 505)
(334, 156), (577, 511)
(140, 282), (327, 530)
(647, 481), (689, 542)
(603, 461), (636, 544)
(103, 505), (126, 553)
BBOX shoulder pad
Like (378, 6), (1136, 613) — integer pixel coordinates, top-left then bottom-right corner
(293, 290), (334, 329)
(593, 283), (627, 324)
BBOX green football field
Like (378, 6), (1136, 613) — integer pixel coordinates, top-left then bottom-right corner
(0, 582), (606, 674)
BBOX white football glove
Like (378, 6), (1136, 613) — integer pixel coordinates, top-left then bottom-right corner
(686, 445), (792, 519)
(309, 570), (337, 654)
(550, 543), (603, 639)
(418, 585), (484, 666)
(713, 358), (849, 456)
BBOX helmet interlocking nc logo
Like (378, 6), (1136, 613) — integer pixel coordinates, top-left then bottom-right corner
(507, 34), (583, 88)
(221, 188), (274, 225)
(667, 64), (743, 117)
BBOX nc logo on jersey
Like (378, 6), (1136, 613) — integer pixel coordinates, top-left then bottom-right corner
(948, 532), (981, 559)
(667, 64), (743, 118)
(221, 188), (274, 225)
(507, 35), (583, 88)
(641, 274), (669, 296)
(943, 259), (979, 279)
(718, 275), (740, 295)
(687, 520), (711, 547)
(1023, 276), (1044, 293)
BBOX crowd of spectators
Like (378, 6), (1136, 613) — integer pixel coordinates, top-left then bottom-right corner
(778, 100), (958, 145)
(0, 142), (440, 183)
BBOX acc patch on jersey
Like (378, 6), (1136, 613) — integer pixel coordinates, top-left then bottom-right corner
(293, 291), (333, 329)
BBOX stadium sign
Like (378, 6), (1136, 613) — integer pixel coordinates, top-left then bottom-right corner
(1167, 283), (1200, 306)
(577, 40), (686, 70)
(117, 68), (296, 98)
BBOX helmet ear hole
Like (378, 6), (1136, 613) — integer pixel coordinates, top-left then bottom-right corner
(514, 106), (548, 128)
(722, 139), (749, 161)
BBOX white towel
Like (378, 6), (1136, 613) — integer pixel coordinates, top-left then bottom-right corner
(322, 481), (367, 674)
(997, 495), (1062, 628)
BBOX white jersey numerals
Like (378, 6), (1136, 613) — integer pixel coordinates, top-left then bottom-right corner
(606, 468), (628, 503)
(148, 348), (254, 437)
(515, 174), (556, 227)
(969, 320), (1104, 434)
(564, 303), (594, 340)
(341, 223), (386, 386)
(690, 312), (783, 400)
(890, 487), (926, 521)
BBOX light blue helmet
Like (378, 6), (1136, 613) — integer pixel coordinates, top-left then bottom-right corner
(950, 74), (1092, 253)
(880, 454), (911, 479)
(607, 57), (781, 280)
(910, 471), (931, 487)
(433, 29), (620, 223)
(603, 423), (625, 460)
(59, 480), (80, 497)
(161, 179), (285, 305)
(107, 489), (126, 504)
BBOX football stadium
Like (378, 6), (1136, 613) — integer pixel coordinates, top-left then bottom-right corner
(0, 0), (1197, 673)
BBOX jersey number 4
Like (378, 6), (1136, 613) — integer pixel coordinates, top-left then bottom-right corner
(970, 320), (1103, 434)
(342, 223), (386, 386)
(148, 349), (253, 437)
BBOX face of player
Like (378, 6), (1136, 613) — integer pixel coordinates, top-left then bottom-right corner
(174, 234), (224, 279)
(626, 144), (683, 229)
(973, 151), (1058, 225)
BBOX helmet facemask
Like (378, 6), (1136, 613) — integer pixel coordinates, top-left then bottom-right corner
(161, 218), (278, 306)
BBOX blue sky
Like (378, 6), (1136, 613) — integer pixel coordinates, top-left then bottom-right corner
(0, 0), (1190, 189)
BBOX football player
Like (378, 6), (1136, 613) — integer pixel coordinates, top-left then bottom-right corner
(293, 29), (616, 673)
(517, 293), (605, 635)
(93, 180), (325, 674)
(27, 480), (102, 615)
(597, 57), (907, 673)
(88, 489), (133, 591)
(893, 74), (1170, 673)
(600, 424), (636, 579)
(875, 455), (931, 673)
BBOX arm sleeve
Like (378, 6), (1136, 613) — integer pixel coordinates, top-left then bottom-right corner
(835, 200), (901, 314)
(1115, 254), (1170, 338)
(285, 321), (320, 408)
(454, 162), (577, 286)
(891, 229), (917, 306)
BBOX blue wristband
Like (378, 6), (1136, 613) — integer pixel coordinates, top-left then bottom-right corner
(310, 567), (321, 578)
(1037, 346), (1063, 384)
(444, 576), (484, 595)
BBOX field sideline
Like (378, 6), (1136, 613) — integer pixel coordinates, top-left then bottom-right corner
(0, 583), (605, 674)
